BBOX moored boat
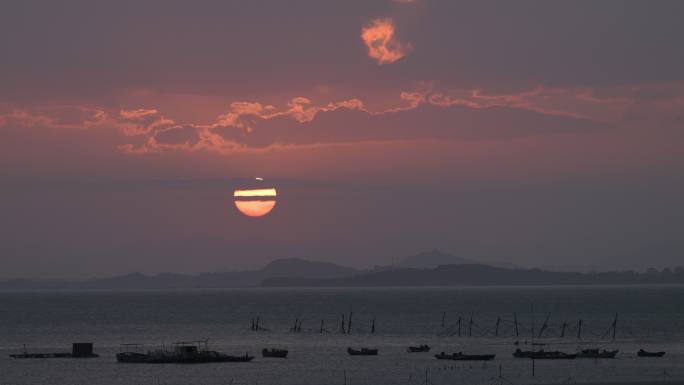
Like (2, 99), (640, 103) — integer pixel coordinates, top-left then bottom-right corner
(577, 348), (618, 359)
(435, 352), (495, 361)
(347, 347), (378, 356)
(637, 349), (665, 357)
(116, 341), (254, 364)
(513, 349), (577, 359)
(262, 348), (288, 358)
(451, 352), (496, 361)
(10, 343), (98, 359)
(407, 345), (431, 353)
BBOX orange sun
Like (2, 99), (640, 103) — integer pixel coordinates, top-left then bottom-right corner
(233, 179), (277, 217)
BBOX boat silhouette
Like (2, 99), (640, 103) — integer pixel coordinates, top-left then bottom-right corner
(435, 352), (495, 361)
(262, 348), (288, 358)
(116, 341), (254, 364)
(347, 347), (378, 356)
(513, 349), (577, 359)
(637, 349), (665, 357)
(407, 345), (431, 353)
(577, 348), (618, 359)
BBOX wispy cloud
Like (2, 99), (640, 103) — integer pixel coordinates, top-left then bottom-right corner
(3, 83), (683, 155)
(361, 18), (411, 65)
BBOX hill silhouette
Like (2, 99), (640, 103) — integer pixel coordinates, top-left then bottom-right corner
(397, 248), (477, 268)
(262, 264), (684, 287)
(0, 258), (358, 290)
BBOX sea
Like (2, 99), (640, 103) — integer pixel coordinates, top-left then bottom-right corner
(1, 285), (684, 385)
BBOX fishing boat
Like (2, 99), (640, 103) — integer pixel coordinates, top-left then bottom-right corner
(637, 349), (665, 357)
(435, 352), (495, 361)
(451, 352), (495, 361)
(10, 343), (98, 359)
(116, 341), (254, 364)
(577, 348), (618, 359)
(262, 348), (288, 358)
(513, 349), (577, 359)
(407, 345), (431, 353)
(347, 347), (378, 356)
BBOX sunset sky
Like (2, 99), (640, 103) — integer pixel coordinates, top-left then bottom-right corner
(1, 1), (683, 279)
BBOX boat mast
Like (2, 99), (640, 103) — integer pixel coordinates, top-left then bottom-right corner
(577, 319), (582, 339)
(513, 312), (519, 337)
(538, 313), (551, 338)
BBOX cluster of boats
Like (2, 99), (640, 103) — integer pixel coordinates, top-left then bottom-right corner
(417, 345), (664, 361)
(10, 341), (667, 364)
(115, 342), (297, 363)
(511, 348), (665, 360)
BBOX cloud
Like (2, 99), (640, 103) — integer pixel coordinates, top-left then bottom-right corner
(361, 18), (411, 65)
(118, 108), (176, 135)
(154, 125), (201, 146)
(0, 106), (109, 130)
(4, 83), (684, 156)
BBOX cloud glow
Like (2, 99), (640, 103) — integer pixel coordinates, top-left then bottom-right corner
(361, 18), (411, 65)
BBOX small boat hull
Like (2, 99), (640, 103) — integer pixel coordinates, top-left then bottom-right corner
(435, 352), (495, 361)
(637, 350), (665, 357)
(513, 350), (577, 359)
(10, 353), (97, 359)
(116, 352), (254, 364)
(452, 353), (495, 361)
(578, 349), (618, 359)
(347, 347), (378, 356)
(407, 345), (431, 353)
(262, 348), (288, 358)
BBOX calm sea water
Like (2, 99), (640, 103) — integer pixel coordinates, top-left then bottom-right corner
(1, 286), (684, 385)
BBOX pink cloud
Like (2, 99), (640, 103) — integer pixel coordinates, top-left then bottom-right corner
(3, 83), (684, 156)
(361, 18), (411, 65)
(0, 106), (108, 129)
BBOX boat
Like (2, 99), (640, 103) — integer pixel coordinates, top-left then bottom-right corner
(577, 349), (618, 359)
(116, 341), (254, 364)
(451, 352), (496, 361)
(513, 349), (577, 359)
(637, 349), (665, 357)
(435, 352), (495, 361)
(10, 343), (99, 359)
(407, 345), (431, 353)
(10, 352), (73, 358)
(262, 348), (288, 358)
(347, 347), (378, 356)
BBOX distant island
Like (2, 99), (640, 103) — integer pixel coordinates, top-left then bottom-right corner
(1, 249), (682, 290)
(0, 258), (359, 290)
(262, 263), (684, 287)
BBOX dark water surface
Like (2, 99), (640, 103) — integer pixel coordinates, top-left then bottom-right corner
(1, 286), (683, 385)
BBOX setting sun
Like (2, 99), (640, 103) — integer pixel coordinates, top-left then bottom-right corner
(233, 179), (277, 217)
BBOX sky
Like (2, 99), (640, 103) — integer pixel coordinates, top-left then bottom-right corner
(1, 0), (683, 279)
